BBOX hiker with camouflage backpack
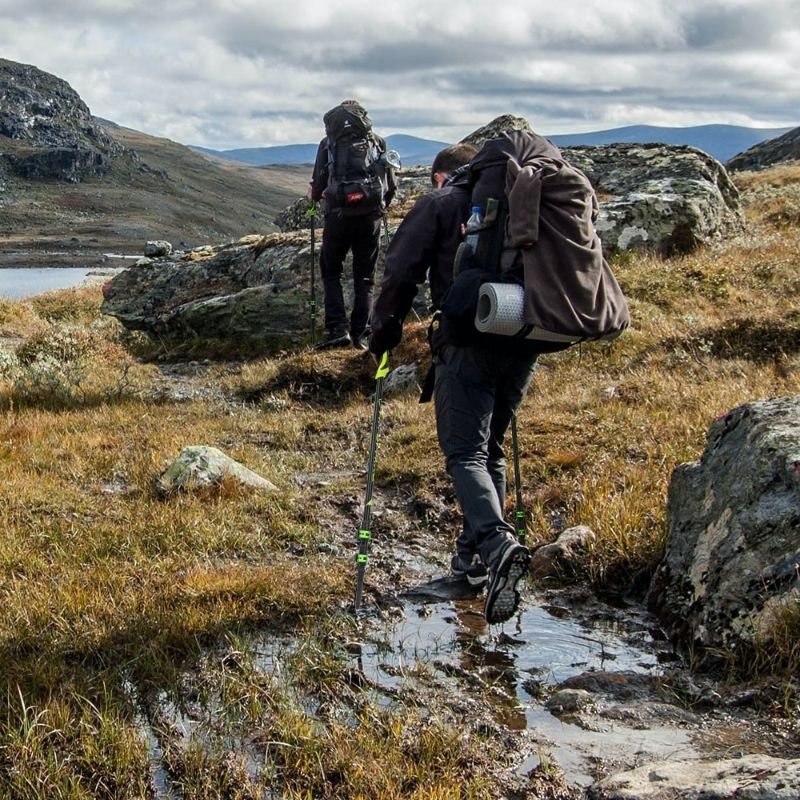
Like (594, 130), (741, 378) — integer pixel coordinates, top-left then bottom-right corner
(307, 100), (397, 350)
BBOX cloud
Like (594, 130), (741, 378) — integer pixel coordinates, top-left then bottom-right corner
(0, 0), (797, 149)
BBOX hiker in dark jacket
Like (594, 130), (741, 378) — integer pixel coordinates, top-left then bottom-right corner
(307, 99), (396, 350)
(369, 142), (535, 625)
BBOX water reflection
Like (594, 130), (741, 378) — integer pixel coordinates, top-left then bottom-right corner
(362, 582), (689, 786)
(0, 267), (123, 299)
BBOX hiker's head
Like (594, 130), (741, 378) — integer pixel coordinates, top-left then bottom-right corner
(431, 143), (478, 188)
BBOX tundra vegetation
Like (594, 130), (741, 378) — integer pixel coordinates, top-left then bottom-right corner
(0, 162), (798, 798)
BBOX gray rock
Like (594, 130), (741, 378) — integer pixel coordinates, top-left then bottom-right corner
(530, 525), (595, 581)
(383, 363), (420, 397)
(567, 143), (742, 255)
(157, 445), (278, 495)
(144, 240), (173, 258)
(101, 233), (313, 345)
(545, 688), (595, 715)
(588, 754), (800, 799)
(274, 197), (317, 233)
(648, 395), (800, 651)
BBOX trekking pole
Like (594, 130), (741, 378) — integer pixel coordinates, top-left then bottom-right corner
(307, 202), (318, 345)
(511, 413), (526, 544)
(354, 351), (390, 612)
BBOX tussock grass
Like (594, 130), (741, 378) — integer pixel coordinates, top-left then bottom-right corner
(0, 163), (798, 793)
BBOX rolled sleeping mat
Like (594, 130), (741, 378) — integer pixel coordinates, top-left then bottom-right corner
(474, 283), (582, 344)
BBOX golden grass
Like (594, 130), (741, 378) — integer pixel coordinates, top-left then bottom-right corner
(0, 162), (797, 793)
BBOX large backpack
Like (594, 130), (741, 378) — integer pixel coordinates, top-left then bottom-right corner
(322, 103), (387, 216)
(442, 130), (630, 352)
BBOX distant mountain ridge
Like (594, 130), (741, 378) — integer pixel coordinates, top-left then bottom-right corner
(193, 124), (794, 167)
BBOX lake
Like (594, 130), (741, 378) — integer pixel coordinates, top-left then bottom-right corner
(0, 267), (123, 300)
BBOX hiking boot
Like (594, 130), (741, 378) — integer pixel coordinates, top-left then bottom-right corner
(484, 537), (530, 624)
(450, 553), (489, 588)
(351, 332), (369, 350)
(315, 331), (351, 350)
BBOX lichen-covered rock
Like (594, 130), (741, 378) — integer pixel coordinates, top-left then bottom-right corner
(101, 233), (315, 345)
(144, 240), (173, 258)
(157, 445), (278, 495)
(567, 143), (742, 255)
(647, 395), (800, 653)
(383, 363), (420, 397)
(273, 197), (317, 232)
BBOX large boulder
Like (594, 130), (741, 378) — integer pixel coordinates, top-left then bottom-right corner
(647, 395), (800, 654)
(461, 115), (742, 255)
(101, 233), (316, 345)
(0, 58), (123, 182)
(566, 142), (742, 255)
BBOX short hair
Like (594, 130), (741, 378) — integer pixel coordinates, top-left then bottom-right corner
(430, 143), (479, 184)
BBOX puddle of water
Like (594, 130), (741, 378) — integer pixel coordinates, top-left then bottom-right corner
(358, 586), (694, 787)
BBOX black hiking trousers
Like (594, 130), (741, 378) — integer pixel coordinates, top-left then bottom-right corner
(433, 343), (538, 565)
(319, 211), (382, 339)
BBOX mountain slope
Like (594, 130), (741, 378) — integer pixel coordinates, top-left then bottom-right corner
(725, 126), (800, 171)
(0, 59), (308, 266)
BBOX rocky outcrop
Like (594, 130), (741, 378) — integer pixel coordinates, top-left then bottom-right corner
(0, 58), (123, 181)
(101, 233), (316, 345)
(461, 115), (742, 256)
(647, 395), (800, 654)
(726, 126), (800, 172)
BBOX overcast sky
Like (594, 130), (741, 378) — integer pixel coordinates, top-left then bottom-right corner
(2, 0), (798, 149)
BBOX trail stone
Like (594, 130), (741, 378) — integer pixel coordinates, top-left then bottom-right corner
(383, 363), (421, 397)
(157, 445), (278, 495)
(530, 524), (596, 581)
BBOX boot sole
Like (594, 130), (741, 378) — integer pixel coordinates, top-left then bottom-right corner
(485, 546), (530, 624)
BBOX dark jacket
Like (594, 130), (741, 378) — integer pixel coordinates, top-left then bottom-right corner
(369, 169), (471, 354)
(309, 136), (397, 211)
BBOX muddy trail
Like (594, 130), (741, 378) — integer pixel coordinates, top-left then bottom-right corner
(134, 356), (798, 798)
